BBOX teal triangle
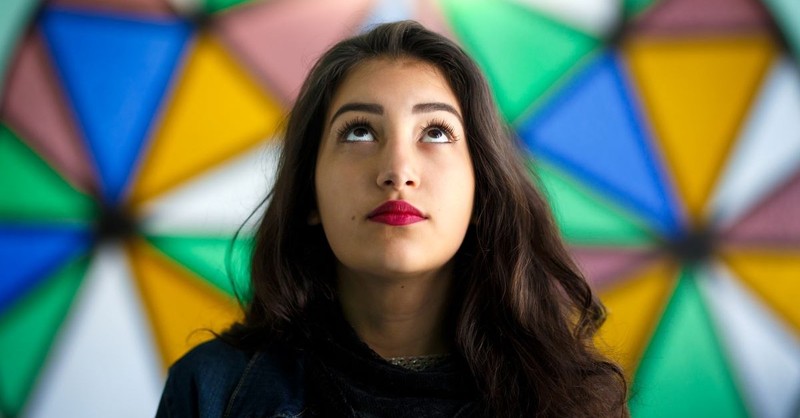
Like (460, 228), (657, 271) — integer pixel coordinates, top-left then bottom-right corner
(0, 0), (40, 97)
(762, 0), (800, 65)
(40, 8), (192, 204)
(439, 0), (600, 122)
(631, 267), (748, 418)
(518, 52), (681, 237)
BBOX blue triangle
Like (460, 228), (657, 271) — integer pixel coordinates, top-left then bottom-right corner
(0, 224), (93, 314)
(40, 8), (192, 204)
(359, 0), (414, 32)
(517, 51), (681, 237)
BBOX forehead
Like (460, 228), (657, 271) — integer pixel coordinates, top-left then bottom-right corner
(327, 57), (460, 115)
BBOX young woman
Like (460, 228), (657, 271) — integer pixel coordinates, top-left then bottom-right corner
(157, 21), (628, 417)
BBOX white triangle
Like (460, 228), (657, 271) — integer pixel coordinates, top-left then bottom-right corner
(508, 0), (621, 37)
(138, 140), (281, 236)
(709, 56), (800, 227)
(697, 261), (800, 418)
(23, 243), (163, 418)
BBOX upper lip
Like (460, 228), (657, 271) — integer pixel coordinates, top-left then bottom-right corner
(367, 200), (425, 218)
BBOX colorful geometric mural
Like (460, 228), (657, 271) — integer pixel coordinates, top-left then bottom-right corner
(1, 0), (798, 416)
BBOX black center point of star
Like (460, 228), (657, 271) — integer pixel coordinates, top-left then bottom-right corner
(96, 203), (138, 242)
(664, 227), (717, 266)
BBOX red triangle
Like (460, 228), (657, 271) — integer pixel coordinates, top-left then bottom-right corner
(214, 0), (373, 105)
(631, 0), (774, 35)
(49, 0), (175, 15)
(724, 169), (800, 246)
(570, 246), (661, 290)
(0, 30), (97, 194)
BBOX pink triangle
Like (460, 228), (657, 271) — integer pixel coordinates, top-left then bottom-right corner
(214, 0), (374, 105)
(631, 0), (774, 35)
(0, 30), (98, 194)
(48, 0), (175, 16)
(414, 0), (458, 43)
(724, 169), (800, 246)
(569, 246), (659, 290)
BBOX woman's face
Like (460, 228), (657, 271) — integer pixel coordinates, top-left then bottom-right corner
(314, 57), (475, 280)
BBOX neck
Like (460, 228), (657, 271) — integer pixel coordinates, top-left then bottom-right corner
(337, 263), (454, 359)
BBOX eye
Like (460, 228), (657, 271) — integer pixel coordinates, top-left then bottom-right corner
(345, 126), (375, 142)
(337, 118), (376, 142)
(420, 119), (457, 143)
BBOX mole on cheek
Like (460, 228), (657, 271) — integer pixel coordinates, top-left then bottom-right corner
(351, 215), (356, 221)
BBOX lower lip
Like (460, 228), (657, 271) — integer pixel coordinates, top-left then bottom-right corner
(369, 213), (426, 226)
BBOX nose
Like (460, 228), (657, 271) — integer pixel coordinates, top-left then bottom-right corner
(376, 137), (419, 190)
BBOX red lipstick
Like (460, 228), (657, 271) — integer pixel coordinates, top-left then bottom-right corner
(367, 200), (426, 226)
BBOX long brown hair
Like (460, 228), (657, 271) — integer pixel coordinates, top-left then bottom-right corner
(227, 20), (628, 417)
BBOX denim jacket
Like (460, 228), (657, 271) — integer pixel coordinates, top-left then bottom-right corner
(156, 339), (306, 418)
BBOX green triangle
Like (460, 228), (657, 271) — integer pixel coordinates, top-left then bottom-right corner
(144, 234), (253, 301)
(0, 125), (97, 223)
(0, 255), (88, 417)
(630, 267), (748, 418)
(532, 161), (654, 246)
(762, 0), (800, 64)
(439, 0), (600, 122)
(204, 0), (255, 14)
(623, 0), (659, 18)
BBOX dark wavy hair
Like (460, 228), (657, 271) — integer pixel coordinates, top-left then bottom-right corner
(226, 20), (628, 417)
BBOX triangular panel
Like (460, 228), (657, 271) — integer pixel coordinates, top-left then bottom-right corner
(129, 33), (283, 204)
(711, 57), (800, 227)
(359, 0), (415, 31)
(509, 0), (621, 37)
(519, 52), (681, 235)
(722, 249), (800, 333)
(632, 0), (773, 35)
(570, 246), (659, 290)
(0, 256), (87, 417)
(700, 262), (800, 418)
(143, 234), (252, 300)
(724, 170), (800, 246)
(631, 268), (748, 417)
(623, 36), (776, 221)
(137, 142), (279, 235)
(24, 245), (163, 418)
(0, 224), (92, 313)
(214, 0), (373, 103)
(439, 0), (600, 122)
(49, 0), (174, 15)
(0, 0), (40, 97)
(761, 0), (800, 63)
(595, 259), (677, 378)
(0, 125), (97, 223)
(128, 239), (241, 368)
(40, 8), (192, 203)
(533, 162), (655, 246)
(0, 30), (97, 194)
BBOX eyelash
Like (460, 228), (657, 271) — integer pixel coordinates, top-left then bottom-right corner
(422, 118), (458, 143)
(335, 117), (459, 143)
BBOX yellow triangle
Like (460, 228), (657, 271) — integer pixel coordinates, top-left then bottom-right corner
(623, 35), (776, 222)
(722, 248), (800, 333)
(130, 32), (284, 204)
(595, 258), (678, 379)
(127, 239), (242, 369)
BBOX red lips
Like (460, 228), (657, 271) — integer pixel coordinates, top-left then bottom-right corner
(367, 200), (426, 226)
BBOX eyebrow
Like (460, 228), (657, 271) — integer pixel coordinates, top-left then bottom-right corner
(329, 101), (463, 125)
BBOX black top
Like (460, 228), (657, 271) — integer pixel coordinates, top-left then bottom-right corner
(156, 301), (480, 417)
(303, 301), (479, 417)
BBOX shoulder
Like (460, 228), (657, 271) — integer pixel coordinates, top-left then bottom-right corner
(157, 338), (306, 418)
